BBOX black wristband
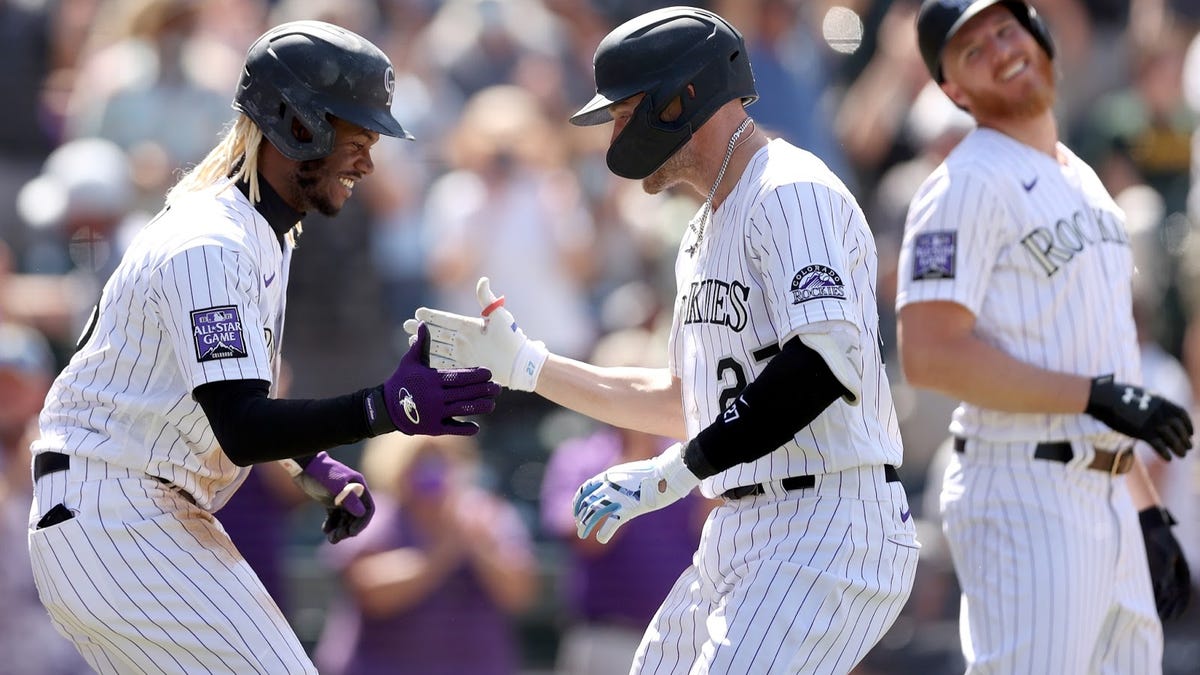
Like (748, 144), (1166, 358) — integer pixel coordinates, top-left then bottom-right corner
(293, 454), (318, 470)
(1140, 506), (1178, 530)
(682, 438), (720, 480)
(364, 386), (397, 436)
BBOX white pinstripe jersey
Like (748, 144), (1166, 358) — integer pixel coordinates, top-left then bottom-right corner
(896, 128), (1138, 445)
(669, 139), (903, 498)
(33, 179), (291, 510)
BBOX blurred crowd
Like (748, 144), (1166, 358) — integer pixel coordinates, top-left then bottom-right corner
(2, 0), (1200, 673)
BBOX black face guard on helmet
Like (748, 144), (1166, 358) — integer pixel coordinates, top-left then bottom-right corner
(917, 0), (1055, 83)
(233, 20), (413, 162)
(569, 7), (758, 180)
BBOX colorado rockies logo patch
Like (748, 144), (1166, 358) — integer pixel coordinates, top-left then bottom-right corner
(191, 306), (248, 362)
(912, 231), (956, 280)
(790, 265), (846, 304)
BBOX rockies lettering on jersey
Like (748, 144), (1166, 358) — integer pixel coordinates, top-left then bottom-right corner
(1019, 207), (1129, 276)
(682, 279), (750, 329)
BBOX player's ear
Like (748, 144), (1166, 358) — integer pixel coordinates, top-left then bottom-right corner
(290, 117), (314, 143)
(940, 82), (971, 114)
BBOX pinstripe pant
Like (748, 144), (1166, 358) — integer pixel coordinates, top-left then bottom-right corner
(941, 441), (1163, 674)
(27, 457), (315, 674)
(633, 465), (920, 674)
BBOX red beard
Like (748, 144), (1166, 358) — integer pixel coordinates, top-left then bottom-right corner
(966, 50), (1056, 121)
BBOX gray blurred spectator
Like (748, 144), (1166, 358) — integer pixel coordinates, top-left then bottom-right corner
(834, 0), (930, 196)
(0, 321), (89, 675)
(421, 0), (567, 103)
(735, 0), (854, 183)
(17, 136), (143, 280)
(425, 83), (597, 360)
(0, 0), (58, 271)
(12, 137), (148, 352)
(63, 0), (240, 210)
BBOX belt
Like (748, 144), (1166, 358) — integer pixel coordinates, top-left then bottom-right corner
(952, 438), (1134, 475)
(33, 452), (192, 501)
(33, 451), (71, 481)
(722, 464), (900, 500)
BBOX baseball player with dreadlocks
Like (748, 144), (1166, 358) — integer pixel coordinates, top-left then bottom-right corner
(27, 21), (499, 674)
(409, 7), (918, 673)
(897, 1), (1193, 672)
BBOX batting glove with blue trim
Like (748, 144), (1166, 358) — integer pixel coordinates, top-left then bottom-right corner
(572, 442), (701, 544)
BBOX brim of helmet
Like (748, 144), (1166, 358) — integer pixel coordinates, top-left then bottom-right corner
(569, 92), (617, 126)
(332, 103), (415, 140)
(945, 0), (1008, 47)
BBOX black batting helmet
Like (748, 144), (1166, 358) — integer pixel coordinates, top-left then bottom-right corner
(233, 21), (413, 162)
(569, 6), (758, 179)
(917, 0), (1055, 83)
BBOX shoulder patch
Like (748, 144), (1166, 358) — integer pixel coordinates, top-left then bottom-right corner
(191, 306), (248, 362)
(911, 231), (956, 280)
(790, 264), (846, 304)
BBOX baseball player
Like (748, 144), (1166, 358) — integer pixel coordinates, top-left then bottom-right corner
(27, 21), (500, 674)
(897, 1), (1193, 673)
(408, 7), (919, 674)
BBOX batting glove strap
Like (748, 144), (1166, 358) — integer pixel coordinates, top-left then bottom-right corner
(572, 443), (701, 544)
(509, 339), (548, 392)
(364, 386), (397, 436)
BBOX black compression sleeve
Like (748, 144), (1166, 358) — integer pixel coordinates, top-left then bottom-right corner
(193, 379), (385, 466)
(682, 337), (850, 479)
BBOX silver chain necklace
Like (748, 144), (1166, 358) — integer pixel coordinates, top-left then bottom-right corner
(685, 116), (755, 256)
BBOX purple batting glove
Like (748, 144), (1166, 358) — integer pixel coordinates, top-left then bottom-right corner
(374, 322), (500, 436)
(291, 452), (375, 544)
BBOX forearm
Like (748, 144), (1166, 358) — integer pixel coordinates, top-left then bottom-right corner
(345, 546), (461, 617)
(901, 329), (1091, 414)
(468, 550), (538, 613)
(535, 357), (686, 440)
(194, 380), (377, 465)
(1127, 455), (1163, 511)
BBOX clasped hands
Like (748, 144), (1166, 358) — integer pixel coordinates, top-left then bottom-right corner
(405, 277), (701, 543)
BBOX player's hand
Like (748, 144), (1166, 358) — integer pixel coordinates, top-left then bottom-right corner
(403, 277), (549, 391)
(1085, 376), (1194, 460)
(572, 443), (701, 544)
(1139, 506), (1191, 621)
(376, 322), (501, 436)
(290, 452), (376, 544)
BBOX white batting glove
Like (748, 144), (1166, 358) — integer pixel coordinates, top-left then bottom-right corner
(403, 278), (548, 391)
(572, 442), (701, 544)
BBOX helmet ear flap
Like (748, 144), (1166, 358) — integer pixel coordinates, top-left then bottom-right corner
(1021, 4), (1055, 61)
(268, 101), (334, 161)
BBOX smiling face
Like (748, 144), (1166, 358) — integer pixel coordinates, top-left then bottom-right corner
(287, 117), (379, 216)
(939, 4), (1055, 124)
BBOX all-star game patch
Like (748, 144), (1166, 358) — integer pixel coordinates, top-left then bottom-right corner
(912, 231), (956, 280)
(191, 306), (248, 362)
(790, 264), (846, 304)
